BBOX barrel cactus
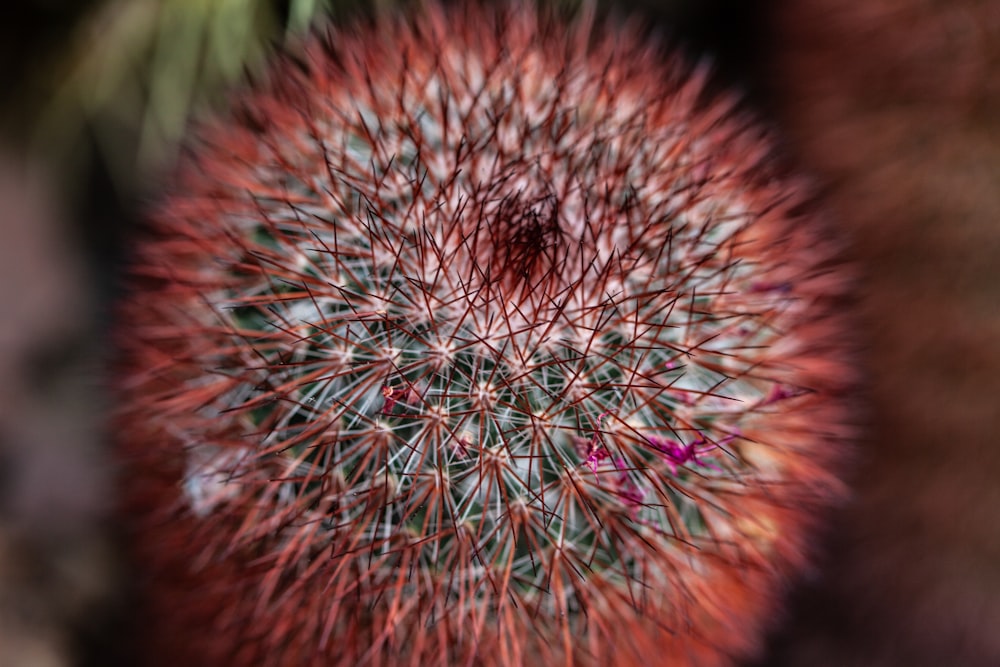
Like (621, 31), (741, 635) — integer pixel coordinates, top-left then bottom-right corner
(115, 2), (856, 665)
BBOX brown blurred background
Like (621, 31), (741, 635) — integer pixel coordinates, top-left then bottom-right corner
(757, 2), (1000, 665)
(1, 1), (998, 665)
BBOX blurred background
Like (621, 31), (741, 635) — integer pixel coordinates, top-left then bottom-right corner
(0, 0), (998, 665)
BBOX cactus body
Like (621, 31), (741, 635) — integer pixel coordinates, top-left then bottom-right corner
(115, 3), (855, 665)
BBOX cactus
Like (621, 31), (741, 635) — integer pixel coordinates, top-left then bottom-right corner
(115, 2), (856, 665)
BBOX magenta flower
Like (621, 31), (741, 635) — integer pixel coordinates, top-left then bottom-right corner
(647, 434), (731, 475)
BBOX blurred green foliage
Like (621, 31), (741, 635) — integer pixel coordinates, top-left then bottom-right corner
(27, 0), (343, 192)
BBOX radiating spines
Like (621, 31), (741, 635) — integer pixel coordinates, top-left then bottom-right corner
(115, 2), (856, 666)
